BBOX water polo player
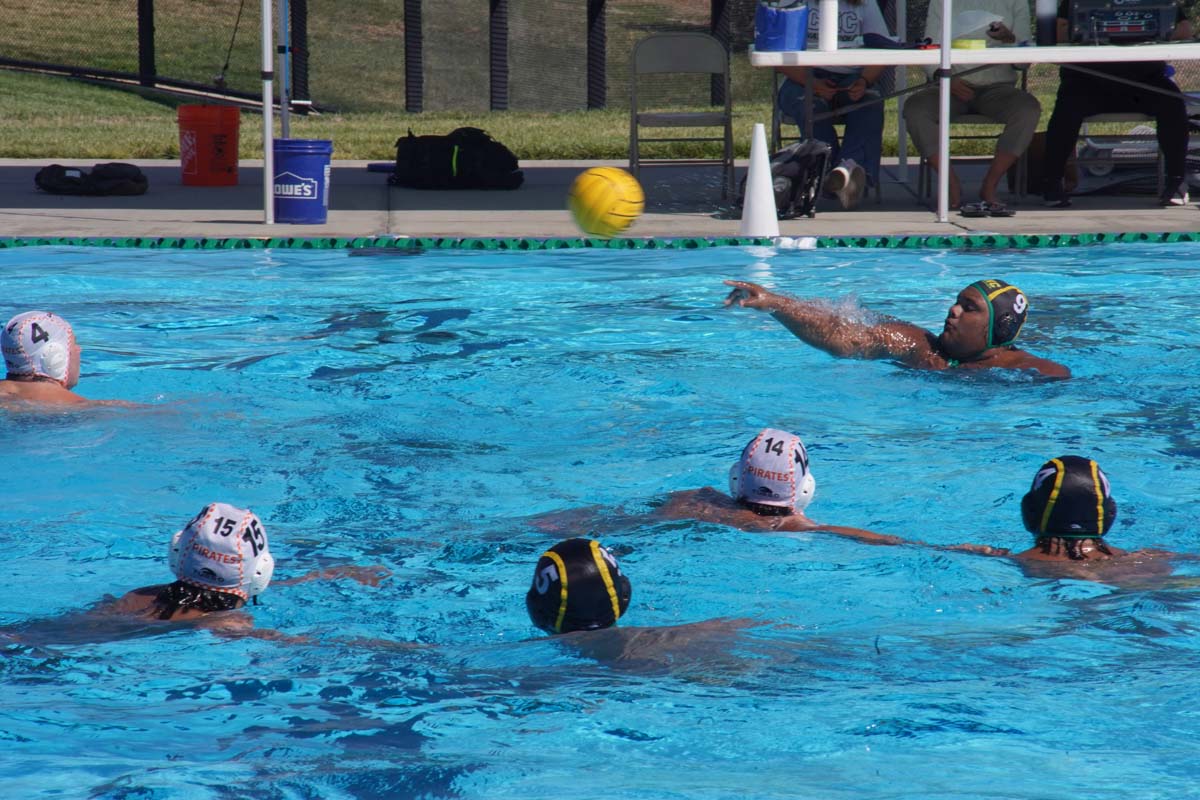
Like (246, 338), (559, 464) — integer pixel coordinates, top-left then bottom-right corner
(1, 508), (393, 646)
(1, 311), (87, 404)
(652, 428), (901, 544)
(112, 502), (275, 621)
(1019, 455), (1119, 559)
(723, 278), (1070, 378)
(524, 538), (763, 670)
(526, 538), (632, 634)
(947, 456), (1187, 583)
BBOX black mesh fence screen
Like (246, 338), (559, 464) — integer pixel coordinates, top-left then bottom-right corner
(307, 0), (405, 112)
(153, 0), (263, 97)
(611, 0), (715, 111)
(510, 0), (587, 110)
(424, 0), (490, 111)
(1, 0), (1198, 114)
(2, 0), (139, 75)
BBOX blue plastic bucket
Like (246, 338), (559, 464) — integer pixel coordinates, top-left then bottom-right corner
(273, 139), (333, 224)
(754, 4), (809, 52)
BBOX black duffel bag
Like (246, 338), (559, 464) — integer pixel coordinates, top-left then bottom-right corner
(389, 127), (523, 190)
(35, 162), (149, 196)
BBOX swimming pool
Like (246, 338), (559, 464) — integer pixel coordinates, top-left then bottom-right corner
(2, 242), (1198, 799)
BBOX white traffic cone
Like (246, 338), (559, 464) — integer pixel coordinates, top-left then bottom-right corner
(738, 122), (779, 238)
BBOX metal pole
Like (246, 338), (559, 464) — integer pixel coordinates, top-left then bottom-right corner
(489, 0), (509, 111)
(937, 0), (951, 222)
(710, 0), (729, 106)
(818, 0), (838, 51)
(136, 0), (156, 87)
(894, 0), (908, 180)
(586, 0), (606, 109)
(405, 0), (424, 112)
(289, 0), (310, 106)
(262, 0), (275, 224)
(279, 0), (290, 138)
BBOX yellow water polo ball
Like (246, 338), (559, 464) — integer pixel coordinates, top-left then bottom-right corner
(568, 167), (645, 238)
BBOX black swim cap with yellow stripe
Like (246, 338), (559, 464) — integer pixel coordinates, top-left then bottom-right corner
(969, 279), (1029, 347)
(1021, 456), (1117, 538)
(526, 538), (632, 634)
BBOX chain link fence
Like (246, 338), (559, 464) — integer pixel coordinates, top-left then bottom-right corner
(0, 0), (270, 101)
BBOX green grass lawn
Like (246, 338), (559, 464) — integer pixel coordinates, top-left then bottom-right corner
(0, 66), (1141, 162)
(0, 68), (767, 160)
(0, 0), (1189, 163)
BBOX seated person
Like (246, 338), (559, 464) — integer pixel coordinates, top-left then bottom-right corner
(949, 456), (1195, 585)
(775, 0), (893, 210)
(902, 0), (1040, 213)
(1042, 1), (1193, 207)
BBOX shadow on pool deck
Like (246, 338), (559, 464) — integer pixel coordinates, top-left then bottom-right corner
(0, 157), (1196, 241)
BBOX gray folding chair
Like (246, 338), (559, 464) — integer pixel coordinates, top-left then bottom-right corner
(629, 32), (735, 199)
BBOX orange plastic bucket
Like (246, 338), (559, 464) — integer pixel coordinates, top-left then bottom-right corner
(177, 105), (240, 186)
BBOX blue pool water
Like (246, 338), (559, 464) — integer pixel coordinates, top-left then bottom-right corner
(2, 243), (1198, 799)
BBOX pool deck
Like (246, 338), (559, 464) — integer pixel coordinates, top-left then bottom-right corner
(2, 157), (1197, 242)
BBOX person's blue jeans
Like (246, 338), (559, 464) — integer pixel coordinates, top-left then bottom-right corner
(777, 69), (883, 186)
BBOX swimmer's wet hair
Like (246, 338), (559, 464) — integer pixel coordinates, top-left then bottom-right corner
(151, 580), (244, 620)
(740, 500), (792, 517)
(1034, 536), (1116, 561)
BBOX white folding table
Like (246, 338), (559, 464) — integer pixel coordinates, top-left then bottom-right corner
(751, 2), (1200, 221)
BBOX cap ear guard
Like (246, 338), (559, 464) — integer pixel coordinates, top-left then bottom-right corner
(246, 550), (275, 597)
(795, 470), (816, 512)
(1021, 456), (1117, 538)
(37, 342), (69, 382)
(970, 280), (1028, 348)
(168, 529), (186, 575)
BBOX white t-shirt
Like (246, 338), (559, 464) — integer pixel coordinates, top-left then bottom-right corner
(806, 0), (892, 74)
(923, 0), (1031, 86)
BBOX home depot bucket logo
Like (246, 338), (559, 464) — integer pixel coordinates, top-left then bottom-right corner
(180, 131), (197, 175)
(274, 171), (319, 200)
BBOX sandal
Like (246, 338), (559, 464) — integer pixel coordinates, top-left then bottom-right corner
(960, 201), (1016, 218)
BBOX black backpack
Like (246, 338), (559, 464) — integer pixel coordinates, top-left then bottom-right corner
(34, 162), (149, 196)
(389, 127), (523, 190)
(737, 140), (830, 219)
